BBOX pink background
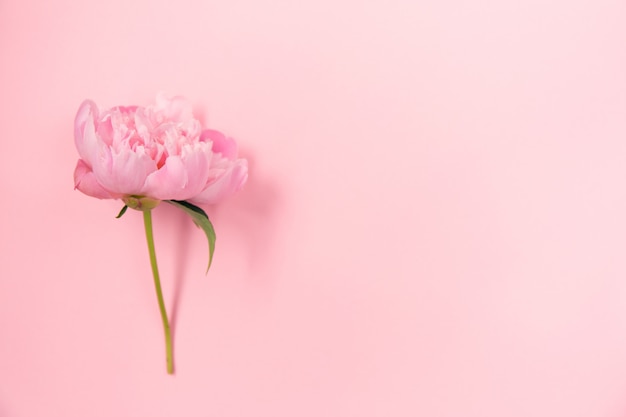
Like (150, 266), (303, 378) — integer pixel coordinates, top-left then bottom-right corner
(1, 0), (626, 415)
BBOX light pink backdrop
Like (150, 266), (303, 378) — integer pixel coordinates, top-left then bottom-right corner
(1, 0), (626, 416)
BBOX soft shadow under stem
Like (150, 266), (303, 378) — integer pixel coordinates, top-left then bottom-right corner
(169, 213), (191, 344)
(143, 209), (174, 375)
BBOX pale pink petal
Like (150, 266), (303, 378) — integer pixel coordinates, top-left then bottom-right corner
(74, 100), (100, 167)
(133, 107), (153, 141)
(98, 106), (139, 147)
(155, 92), (194, 122)
(177, 145), (212, 195)
(142, 156), (187, 200)
(92, 145), (157, 196)
(142, 145), (211, 200)
(200, 129), (238, 159)
(189, 159), (248, 205)
(95, 115), (114, 147)
(73, 159), (115, 199)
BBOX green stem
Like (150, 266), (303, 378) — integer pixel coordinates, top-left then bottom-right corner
(143, 209), (174, 374)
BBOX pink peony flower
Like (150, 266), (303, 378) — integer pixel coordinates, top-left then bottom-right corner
(73, 93), (247, 206)
(72, 94), (248, 374)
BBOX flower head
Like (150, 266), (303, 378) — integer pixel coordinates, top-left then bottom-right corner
(73, 93), (247, 205)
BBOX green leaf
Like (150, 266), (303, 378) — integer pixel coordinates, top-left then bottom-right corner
(116, 205), (128, 218)
(166, 200), (216, 273)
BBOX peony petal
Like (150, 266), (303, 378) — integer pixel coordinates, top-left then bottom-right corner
(178, 145), (212, 196)
(92, 145), (157, 196)
(154, 92), (194, 123)
(200, 129), (238, 159)
(73, 159), (115, 199)
(142, 145), (211, 201)
(189, 159), (248, 205)
(74, 100), (100, 168)
(142, 156), (187, 200)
